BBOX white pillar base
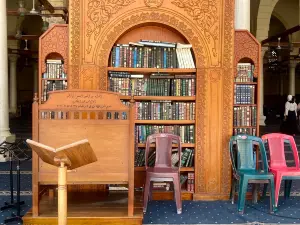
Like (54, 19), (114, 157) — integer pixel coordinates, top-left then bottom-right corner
(259, 115), (266, 126)
(9, 107), (17, 114)
(0, 132), (16, 162)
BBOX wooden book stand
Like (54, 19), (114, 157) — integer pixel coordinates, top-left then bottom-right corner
(26, 139), (97, 225)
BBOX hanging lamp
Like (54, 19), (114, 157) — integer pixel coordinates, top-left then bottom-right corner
(30, 0), (39, 14)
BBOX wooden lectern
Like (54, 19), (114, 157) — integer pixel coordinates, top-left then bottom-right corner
(26, 139), (97, 225)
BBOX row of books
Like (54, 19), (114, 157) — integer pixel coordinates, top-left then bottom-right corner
(135, 102), (195, 120)
(41, 80), (68, 102)
(110, 41), (195, 69)
(233, 128), (257, 136)
(235, 63), (255, 83)
(150, 173), (195, 191)
(234, 84), (256, 104)
(42, 59), (67, 79)
(233, 106), (257, 127)
(135, 148), (194, 167)
(109, 76), (196, 96)
(136, 125), (194, 144)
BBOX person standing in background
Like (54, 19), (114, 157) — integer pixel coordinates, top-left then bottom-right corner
(282, 95), (298, 135)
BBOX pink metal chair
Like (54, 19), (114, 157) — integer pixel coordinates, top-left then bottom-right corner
(143, 133), (182, 214)
(262, 133), (300, 207)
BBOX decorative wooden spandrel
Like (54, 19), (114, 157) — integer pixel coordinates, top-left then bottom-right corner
(67, 0), (235, 200)
(234, 30), (261, 78)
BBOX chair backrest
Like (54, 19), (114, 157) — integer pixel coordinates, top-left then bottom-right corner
(261, 133), (299, 168)
(145, 133), (182, 169)
(229, 135), (269, 174)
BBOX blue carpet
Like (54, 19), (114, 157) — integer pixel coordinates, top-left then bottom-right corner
(0, 196), (31, 225)
(0, 161), (32, 172)
(143, 198), (300, 224)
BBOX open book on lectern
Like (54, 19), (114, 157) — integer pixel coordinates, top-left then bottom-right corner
(26, 139), (97, 170)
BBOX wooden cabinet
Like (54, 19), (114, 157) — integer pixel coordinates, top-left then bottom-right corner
(37, 0), (241, 201)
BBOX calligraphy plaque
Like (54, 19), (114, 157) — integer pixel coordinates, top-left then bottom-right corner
(39, 90), (129, 111)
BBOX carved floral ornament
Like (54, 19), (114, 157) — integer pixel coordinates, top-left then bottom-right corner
(171, 0), (219, 57)
(86, 0), (136, 54)
(144, 0), (164, 8)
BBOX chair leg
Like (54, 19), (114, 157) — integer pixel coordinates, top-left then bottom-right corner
(173, 176), (182, 214)
(274, 175), (283, 207)
(143, 177), (151, 213)
(284, 180), (292, 199)
(252, 183), (258, 204)
(230, 178), (236, 204)
(262, 183), (268, 199)
(149, 181), (153, 201)
(269, 177), (277, 212)
(237, 176), (248, 214)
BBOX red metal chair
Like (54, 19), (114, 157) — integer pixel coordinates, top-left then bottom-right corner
(143, 133), (182, 214)
(262, 133), (300, 207)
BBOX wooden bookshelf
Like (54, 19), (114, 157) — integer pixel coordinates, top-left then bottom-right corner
(38, 25), (68, 104)
(107, 25), (197, 196)
(135, 167), (194, 172)
(107, 67), (196, 73)
(134, 96), (196, 101)
(137, 143), (195, 148)
(234, 30), (261, 136)
(135, 120), (195, 124)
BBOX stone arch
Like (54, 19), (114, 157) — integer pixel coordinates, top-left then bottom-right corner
(256, 0), (279, 41)
(94, 11), (210, 70)
(271, 12), (289, 33)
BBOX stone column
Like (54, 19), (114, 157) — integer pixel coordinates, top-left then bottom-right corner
(289, 61), (297, 96)
(259, 47), (268, 126)
(0, 0), (15, 161)
(9, 55), (19, 115)
(235, 0), (250, 30)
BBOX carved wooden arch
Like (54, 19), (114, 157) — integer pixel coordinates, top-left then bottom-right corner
(93, 10), (211, 88)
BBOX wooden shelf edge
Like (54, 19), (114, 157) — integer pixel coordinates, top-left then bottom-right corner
(234, 82), (257, 84)
(134, 167), (194, 172)
(234, 104), (257, 106)
(42, 78), (67, 81)
(135, 120), (195, 124)
(119, 96), (196, 101)
(108, 67), (196, 73)
(137, 143), (195, 148)
(233, 126), (257, 128)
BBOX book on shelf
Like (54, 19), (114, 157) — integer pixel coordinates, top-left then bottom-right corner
(26, 139), (97, 170)
(234, 84), (255, 104)
(134, 101), (195, 120)
(235, 63), (254, 82)
(233, 62), (258, 136)
(135, 125), (194, 144)
(233, 106), (257, 127)
(233, 128), (256, 136)
(42, 80), (68, 102)
(108, 71), (196, 96)
(43, 59), (67, 79)
(134, 148), (194, 168)
(110, 40), (195, 69)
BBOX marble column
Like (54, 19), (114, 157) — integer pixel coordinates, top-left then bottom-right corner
(259, 47), (268, 126)
(289, 61), (297, 96)
(235, 0), (250, 30)
(0, 0), (15, 161)
(9, 55), (19, 115)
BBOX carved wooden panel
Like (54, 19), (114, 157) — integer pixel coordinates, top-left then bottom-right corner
(67, 0), (235, 200)
(234, 30), (261, 78)
(39, 25), (68, 74)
